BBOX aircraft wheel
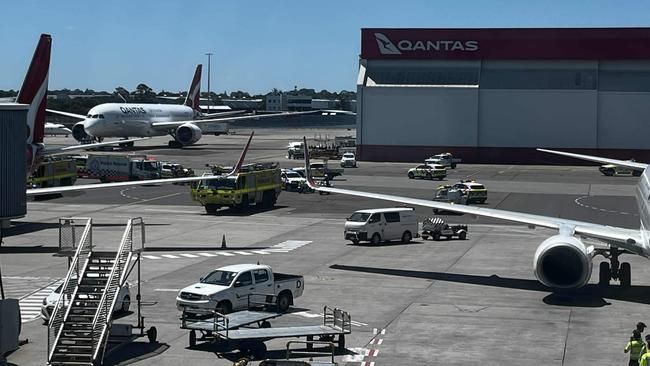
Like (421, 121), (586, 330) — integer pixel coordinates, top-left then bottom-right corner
(598, 262), (610, 287)
(189, 330), (196, 347)
(620, 262), (631, 287)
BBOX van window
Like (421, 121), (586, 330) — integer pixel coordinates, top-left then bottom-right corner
(384, 212), (401, 223)
(368, 213), (381, 223)
(348, 212), (371, 222)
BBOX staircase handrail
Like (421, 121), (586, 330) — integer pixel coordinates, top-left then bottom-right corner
(47, 217), (93, 362)
(90, 217), (144, 362)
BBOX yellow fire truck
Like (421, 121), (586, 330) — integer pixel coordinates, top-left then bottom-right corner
(191, 162), (282, 213)
(28, 157), (77, 188)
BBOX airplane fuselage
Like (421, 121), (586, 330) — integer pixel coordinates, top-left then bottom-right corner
(81, 103), (195, 138)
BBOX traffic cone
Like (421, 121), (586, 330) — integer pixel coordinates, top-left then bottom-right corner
(221, 234), (227, 249)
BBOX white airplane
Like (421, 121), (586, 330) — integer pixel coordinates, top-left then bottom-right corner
(44, 123), (72, 136)
(302, 138), (649, 290)
(18, 34), (147, 176)
(12, 34), (257, 198)
(47, 64), (319, 148)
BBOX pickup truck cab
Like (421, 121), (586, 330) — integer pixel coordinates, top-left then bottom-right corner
(281, 169), (307, 191)
(340, 153), (357, 168)
(425, 153), (461, 169)
(176, 264), (304, 314)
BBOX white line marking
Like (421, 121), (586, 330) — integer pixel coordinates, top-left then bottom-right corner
(198, 252), (217, 257)
(179, 253), (199, 258)
(154, 288), (181, 292)
(143, 255), (161, 260)
(161, 254), (180, 259)
(217, 252), (235, 256)
(250, 250), (271, 255)
(233, 251), (253, 256)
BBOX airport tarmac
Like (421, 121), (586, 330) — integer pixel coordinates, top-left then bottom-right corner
(4, 128), (646, 365)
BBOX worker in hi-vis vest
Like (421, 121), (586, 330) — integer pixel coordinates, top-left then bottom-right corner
(626, 330), (645, 366)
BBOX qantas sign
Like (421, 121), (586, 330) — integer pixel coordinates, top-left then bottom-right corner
(374, 32), (478, 55)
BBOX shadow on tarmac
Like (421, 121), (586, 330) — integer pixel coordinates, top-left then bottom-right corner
(3, 221), (170, 237)
(191, 342), (353, 364)
(202, 205), (289, 217)
(330, 264), (650, 307)
(102, 341), (170, 365)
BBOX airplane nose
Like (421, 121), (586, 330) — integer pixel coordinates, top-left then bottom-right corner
(83, 119), (98, 134)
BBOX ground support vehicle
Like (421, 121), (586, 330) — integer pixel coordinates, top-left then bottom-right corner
(85, 153), (161, 182)
(287, 142), (305, 160)
(311, 161), (343, 180)
(198, 121), (229, 136)
(453, 180), (487, 204)
(425, 153), (462, 168)
(599, 163), (642, 177)
(27, 157), (77, 189)
(176, 264), (304, 315)
(180, 306), (350, 357)
(407, 164), (446, 180)
(344, 208), (419, 244)
(191, 163), (282, 213)
(258, 341), (338, 366)
(340, 153), (357, 168)
(421, 217), (468, 240)
(281, 169), (307, 192)
(161, 162), (195, 185)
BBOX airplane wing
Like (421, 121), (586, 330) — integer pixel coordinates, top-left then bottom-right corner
(43, 137), (150, 155)
(301, 139), (645, 256)
(199, 110), (248, 118)
(537, 148), (648, 170)
(27, 132), (254, 196)
(46, 109), (86, 120)
(149, 110), (324, 130)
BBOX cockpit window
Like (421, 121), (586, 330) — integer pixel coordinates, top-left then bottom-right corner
(98, 114), (105, 119)
(91, 114), (98, 118)
(87, 114), (92, 118)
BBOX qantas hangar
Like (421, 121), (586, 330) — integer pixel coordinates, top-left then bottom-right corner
(356, 28), (650, 163)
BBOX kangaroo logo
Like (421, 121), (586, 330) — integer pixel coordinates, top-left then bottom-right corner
(375, 33), (401, 55)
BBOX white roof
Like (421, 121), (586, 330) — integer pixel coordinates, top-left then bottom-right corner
(354, 207), (414, 214)
(217, 264), (268, 273)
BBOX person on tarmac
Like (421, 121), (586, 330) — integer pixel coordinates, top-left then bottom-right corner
(639, 322), (647, 336)
(639, 341), (650, 366)
(626, 330), (645, 366)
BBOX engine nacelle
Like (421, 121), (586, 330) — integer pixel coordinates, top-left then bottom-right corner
(175, 123), (202, 145)
(72, 122), (90, 142)
(533, 235), (593, 289)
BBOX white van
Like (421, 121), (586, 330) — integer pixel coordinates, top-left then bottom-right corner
(344, 208), (419, 245)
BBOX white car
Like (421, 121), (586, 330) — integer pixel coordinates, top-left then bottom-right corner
(340, 153), (357, 168)
(41, 282), (131, 323)
(281, 169), (307, 191)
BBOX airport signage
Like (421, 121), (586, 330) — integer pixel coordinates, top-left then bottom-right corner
(362, 28), (650, 60)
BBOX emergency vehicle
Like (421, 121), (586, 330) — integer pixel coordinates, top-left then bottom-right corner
(453, 180), (488, 204)
(27, 157), (77, 188)
(191, 162), (282, 213)
(407, 164), (447, 180)
(85, 153), (162, 182)
(599, 163), (643, 177)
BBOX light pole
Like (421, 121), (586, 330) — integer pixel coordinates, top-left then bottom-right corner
(205, 52), (213, 113)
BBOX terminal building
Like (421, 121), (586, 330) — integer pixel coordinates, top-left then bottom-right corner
(356, 28), (650, 163)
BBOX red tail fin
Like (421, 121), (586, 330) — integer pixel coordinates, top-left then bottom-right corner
(17, 34), (51, 145)
(228, 132), (254, 176)
(184, 64), (202, 110)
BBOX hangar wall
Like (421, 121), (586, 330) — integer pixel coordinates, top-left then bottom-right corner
(358, 28), (650, 163)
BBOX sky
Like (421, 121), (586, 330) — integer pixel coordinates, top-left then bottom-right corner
(2, 0), (650, 94)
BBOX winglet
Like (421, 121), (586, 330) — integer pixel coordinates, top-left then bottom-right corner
(303, 136), (317, 189)
(228, 131), (254, 176)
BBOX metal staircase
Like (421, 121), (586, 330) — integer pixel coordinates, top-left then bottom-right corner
(47, 217), (144, 366)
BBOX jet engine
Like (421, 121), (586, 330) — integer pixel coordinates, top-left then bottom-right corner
(175, 123), (202, 145)
(72, 121), (90, 142)
(533, 235), (593, 289)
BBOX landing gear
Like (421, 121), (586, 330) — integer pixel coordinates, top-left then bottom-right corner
(168, 140), (183, 148)
(596, 247), (631, 287)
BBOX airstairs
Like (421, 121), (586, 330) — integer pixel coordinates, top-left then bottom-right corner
(47, 217), (145, 365)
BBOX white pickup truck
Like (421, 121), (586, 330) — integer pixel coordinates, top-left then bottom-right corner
(176, 264), (304, 315)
